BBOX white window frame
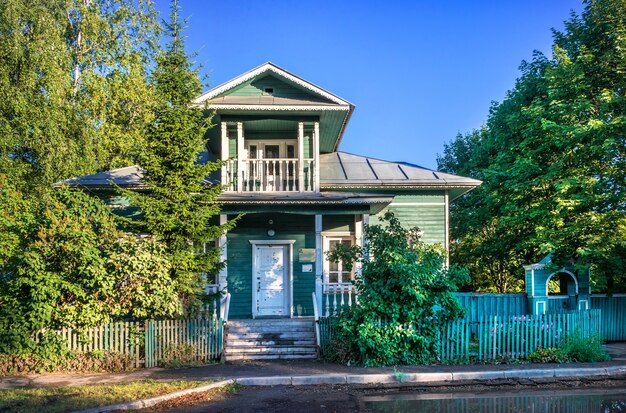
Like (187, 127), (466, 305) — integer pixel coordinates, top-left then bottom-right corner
(245, 139), (298, 159)
(322, 232), (355, 288)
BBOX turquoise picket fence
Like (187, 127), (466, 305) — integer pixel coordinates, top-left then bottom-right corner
(454, 293), (528, 321)
(41, 318), (224, 368)
(318, 310), (602, 363)
(590, 294), (626, 341)
(438, 310), (602, 362)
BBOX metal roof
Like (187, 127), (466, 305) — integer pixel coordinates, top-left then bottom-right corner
(319, 152), (481, 200)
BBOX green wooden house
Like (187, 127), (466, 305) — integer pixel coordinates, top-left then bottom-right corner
(60, 63), (480, 359)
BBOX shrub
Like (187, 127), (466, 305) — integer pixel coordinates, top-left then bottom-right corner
(529, 347), (568, 363)
(560, 330), (610, 362)
(323, 212), (469, 366)
(0, 351), (136, 376)
(159, 343), (202, 368)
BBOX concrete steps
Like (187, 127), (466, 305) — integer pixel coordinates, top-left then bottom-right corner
(224, 319), (317, 361)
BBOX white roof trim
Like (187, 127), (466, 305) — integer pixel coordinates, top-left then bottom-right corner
(193, 62), (352, 106)
(197, 104), (351, 112)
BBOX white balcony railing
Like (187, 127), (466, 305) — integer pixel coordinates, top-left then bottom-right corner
(224, 158), (316, 192)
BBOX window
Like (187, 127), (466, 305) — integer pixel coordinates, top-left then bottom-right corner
(324, 236), (354, 284)
(249, 145), (258, 159)
(263, 87), (274, 95)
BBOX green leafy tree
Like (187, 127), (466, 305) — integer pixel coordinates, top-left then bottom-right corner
(326, 212), (469, 366)
(0, 181), (179, 353)
(438, 0), (626, 292)
(119, 1), (233, 311)
(0, 0), (158, 196)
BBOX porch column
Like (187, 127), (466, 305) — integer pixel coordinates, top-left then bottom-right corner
(313, 121), (320, 192)
(354, 214), (363, 278)
(362, 213), (370, 260)
(298, 122), (305, 191)
(444, 190), (450, 267)
(220, 122), (228, 187)
(218, 214), (228, 291)
(237, 122), (244, 192)
(315, 214), (323, 313)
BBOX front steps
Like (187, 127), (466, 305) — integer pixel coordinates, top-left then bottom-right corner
(224, 318), (317, 361)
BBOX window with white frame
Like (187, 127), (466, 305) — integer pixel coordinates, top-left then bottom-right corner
(323, 235), (355, 284)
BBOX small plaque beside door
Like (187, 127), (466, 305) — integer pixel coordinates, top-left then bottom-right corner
(298, 248), (316, 262)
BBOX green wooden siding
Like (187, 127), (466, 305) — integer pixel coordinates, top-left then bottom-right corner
(226, 213), (316, 319)
(370, 194), (445, 245)
(225, 75), (320, 100)
(322, 215), (355, 233)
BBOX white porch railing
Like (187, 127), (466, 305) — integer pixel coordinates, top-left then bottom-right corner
(224, 158), (316, 192)
(322, 282), (358, 317)
(205, 284), (230, 320)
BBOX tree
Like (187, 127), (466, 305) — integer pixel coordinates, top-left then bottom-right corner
(325, 212), (468, 366)
(0, 181), (179, 353)
(0, 0), (158, 196)
(119, 0), (233, 311)
(438, 0), (626, 292)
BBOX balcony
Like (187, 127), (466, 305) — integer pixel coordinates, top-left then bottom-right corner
(224, 158), (316, 192)
(220, 120), (321, 193)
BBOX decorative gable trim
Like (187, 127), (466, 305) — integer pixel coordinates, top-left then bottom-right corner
(201, 104), (350, 111)
(193, 62), (352, 106)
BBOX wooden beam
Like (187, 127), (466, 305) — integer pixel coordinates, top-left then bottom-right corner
(298, 122), (305, 191)
(315, 214), (323, 312)
(313, 121), (320, 192)
(237, 122), (244, 192)
(218, 214), (228, 291)
(220, 122), (228, 187)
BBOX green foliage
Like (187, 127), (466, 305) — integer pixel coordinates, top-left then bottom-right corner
(0, 181), (179, 353)
(529, 331), (610, 363)
(324, 212), (469, 366)
(118, 1), (234, 312)
(0, 0), (158, 197)
(528, 347), (568, 363)
(560, 330), (610, 362)
(437, 0), (626, 292)
(159, 343), (203, 368)
(0, 351), (136, 376)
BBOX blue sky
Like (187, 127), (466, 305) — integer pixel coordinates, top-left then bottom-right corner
(154, 0), (584, 169)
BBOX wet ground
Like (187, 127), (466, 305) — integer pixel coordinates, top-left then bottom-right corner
(149, 375), (626, 413)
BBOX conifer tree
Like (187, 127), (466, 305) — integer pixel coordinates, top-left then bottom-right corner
(120, 0), (232, 311)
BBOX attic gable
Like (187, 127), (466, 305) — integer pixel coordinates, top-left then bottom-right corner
(193, 62), (352, 107)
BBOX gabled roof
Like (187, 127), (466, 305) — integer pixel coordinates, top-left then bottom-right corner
(320, 152), (482, 200)
(194, 62), (354, 153)
(193, 62), (353, 107)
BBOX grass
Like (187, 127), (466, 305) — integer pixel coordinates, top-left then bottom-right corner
(0, 379), (215, 413)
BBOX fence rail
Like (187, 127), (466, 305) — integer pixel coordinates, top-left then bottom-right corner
(38, 317), (224, 368)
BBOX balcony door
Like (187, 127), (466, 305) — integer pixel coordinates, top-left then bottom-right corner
(247, 141), (297, 191)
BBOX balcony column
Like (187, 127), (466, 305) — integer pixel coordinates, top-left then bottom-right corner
(298, 122), (305, 191)
(313, 121), (320, 192)
(237, 122), (244, 192)
(315, 214), (323, 313)
(221, 122), (229, 188)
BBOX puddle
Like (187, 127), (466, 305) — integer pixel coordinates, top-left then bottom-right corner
(364, 388), (626, 412)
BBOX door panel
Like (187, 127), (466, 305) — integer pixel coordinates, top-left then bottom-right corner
(255, 245), (288, 317)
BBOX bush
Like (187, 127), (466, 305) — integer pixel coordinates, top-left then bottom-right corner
(159, 343), (203, 368)
(560, 330), (610, 362)
(323, 212), (469, 366)
(529, 347), (568, 363)
(0, 351), (136, 376)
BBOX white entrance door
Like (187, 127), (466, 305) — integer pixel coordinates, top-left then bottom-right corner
(254, 245), (289, 317)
